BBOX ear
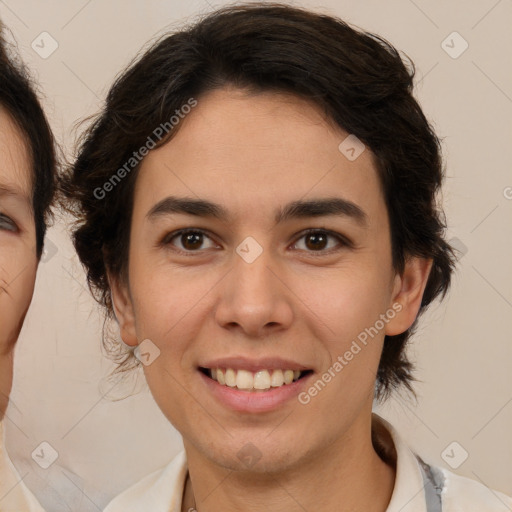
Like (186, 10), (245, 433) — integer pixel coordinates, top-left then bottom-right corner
(109, 274), (138, 347)
(385, 257), (433, 336)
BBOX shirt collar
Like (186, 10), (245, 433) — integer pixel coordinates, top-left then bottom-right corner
(372, 413), (430, 512)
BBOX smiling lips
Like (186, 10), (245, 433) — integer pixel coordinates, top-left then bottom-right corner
(199, 360), (314, 412)
(203, 367), (306, 391)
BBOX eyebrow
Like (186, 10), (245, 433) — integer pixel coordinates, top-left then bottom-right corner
(147, 196), (368, 226)
(0, 184), (30, 204)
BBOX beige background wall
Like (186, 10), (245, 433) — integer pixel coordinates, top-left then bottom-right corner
(1, 0), (511, 510)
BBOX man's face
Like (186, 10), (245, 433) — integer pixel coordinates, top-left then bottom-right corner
(113, 88), (425, 473)
(0, 107), (38, 412)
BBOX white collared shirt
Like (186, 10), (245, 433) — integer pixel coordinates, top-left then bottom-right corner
(0, 420), (45, 512)
(104, 414), (512, 512)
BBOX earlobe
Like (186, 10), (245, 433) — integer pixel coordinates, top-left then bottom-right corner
(385, 257), (433, 337)
(109, 274), (138, 347)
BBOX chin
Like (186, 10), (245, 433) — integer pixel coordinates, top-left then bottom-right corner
(190, 433), (310, 476)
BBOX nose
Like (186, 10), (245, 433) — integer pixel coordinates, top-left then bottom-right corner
(214, 247), (294, 338)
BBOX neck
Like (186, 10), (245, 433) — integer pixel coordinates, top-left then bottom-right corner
(0, 350), (14, 421)
(182, 412), (395, 512)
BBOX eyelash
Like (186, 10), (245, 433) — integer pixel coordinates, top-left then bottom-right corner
(0, 213), (18, 233)
(161, 228), (351, 256)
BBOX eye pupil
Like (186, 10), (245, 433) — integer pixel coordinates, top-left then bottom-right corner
(305, 232), (327, 251)
(182, 232), (203, 250)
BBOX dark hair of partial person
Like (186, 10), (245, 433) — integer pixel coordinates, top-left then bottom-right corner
(0, 23), (56, 258)
(61, 2), (456, 400)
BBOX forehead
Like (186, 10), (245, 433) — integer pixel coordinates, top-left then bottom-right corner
(135, 88), (383, 223)
(0, 106), (32, 200)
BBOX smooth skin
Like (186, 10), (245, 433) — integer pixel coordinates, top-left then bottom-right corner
(0, 106), (38, 420)
(111, 88), (432, 512)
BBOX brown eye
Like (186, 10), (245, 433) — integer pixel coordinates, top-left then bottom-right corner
(293, 229), (347, 253)
(164, 229), (217, 253)
(180, 231), (204, 250)
(304, 232), (328, 251)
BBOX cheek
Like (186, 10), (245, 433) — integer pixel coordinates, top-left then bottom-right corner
(302, 264), (394, 397)
(0, 252), (37, 349)
(128, 259), (215, 352)
(305, 263), (393, 338)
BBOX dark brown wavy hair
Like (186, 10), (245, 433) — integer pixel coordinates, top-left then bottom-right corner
(61, 3), (455, 400)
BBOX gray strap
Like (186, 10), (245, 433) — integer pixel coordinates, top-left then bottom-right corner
(417, 456), (445, 512)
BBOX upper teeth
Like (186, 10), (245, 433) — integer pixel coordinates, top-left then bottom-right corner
(209, 368), (302, 391)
